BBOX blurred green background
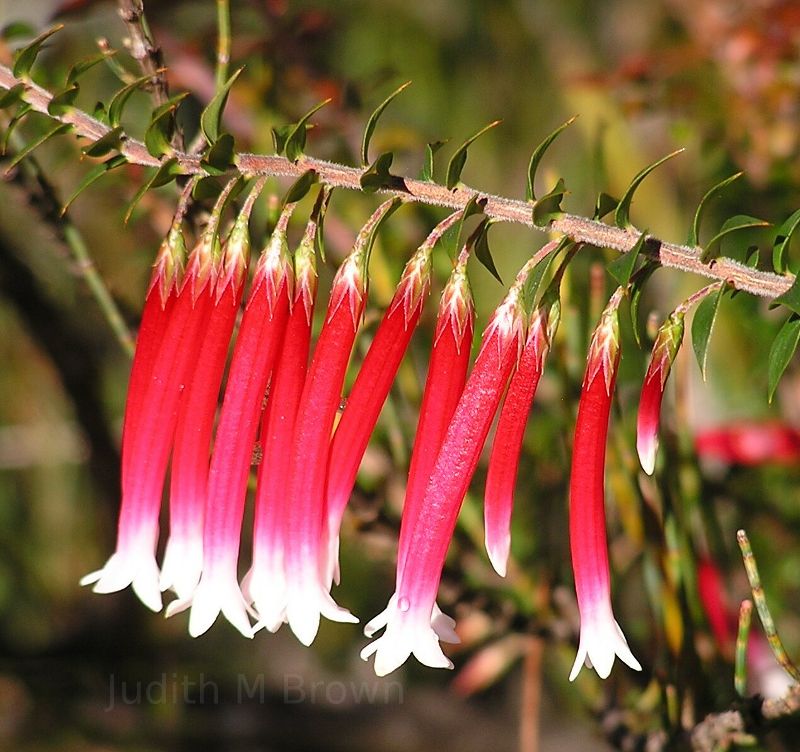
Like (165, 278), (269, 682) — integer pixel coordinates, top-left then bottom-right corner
(2, 1), (800, 750)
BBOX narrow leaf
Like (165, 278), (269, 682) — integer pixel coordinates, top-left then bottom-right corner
(284, 169), (319, 204)
(615, 149), (684, 229)
(701, 214), (771, 263)
(691, 283), (726, 381)
(108, 73), (161, 127)
(359, 151), (395, 192)
(144, 93), (188, 158)
(200, 66), (244, 144)
(0, 83), (25, 109)
(82, 126), (125, 158)
(770, 274), (800, 315)
(271, 124), (292, 155)
(421, 139), (447, 182)
(361, 80), (411, 166)
(62, 154), (126, 213)
(2, 22), (35, 41)
(594, 191), (619, 221)
(6, 123), (71, 170)
(67, 51), (112, 86)
(768, 316), (800, 402)
(284, 98), (331, 162)
(47, 83), (80, 116)
(532, 177), (567, 227)
(772, 208), (800, 275)
(193, 175), (222, 201)
(441, 192), (485, 260)
(474, 220), (501, 283)
(608, 231), (647, 287)
(200, 133), (235, 175)
(1, 102), (32, 153)
(526, 115), (577, 201)
(12, 24), (64, 78)
(628, 260), (659, 346)
(124, 157), (182, 223)
(445, 119), (501, 190)
(687, 171), (743, 246)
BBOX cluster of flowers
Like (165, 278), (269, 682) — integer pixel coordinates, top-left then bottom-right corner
(83, 180), (706, 681)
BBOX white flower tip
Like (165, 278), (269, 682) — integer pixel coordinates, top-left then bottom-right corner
(287, 600), (321, 647)
(159, 538), (202, 600)
(164, 597), (190, 619)
(569, 617), (641, 682)
(485, 532), (510, 578)
(242, 567), (288, 633)
(636, 435), (657, 476)
(84, 552), (162, 611)
(363, 606), (390, 638)
(188, 578), (254, 639)
(431, 605), (460, 645)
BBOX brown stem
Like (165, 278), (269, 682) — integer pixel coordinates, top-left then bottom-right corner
(117, 0), (169, 107)
(0, 63), (793, 300)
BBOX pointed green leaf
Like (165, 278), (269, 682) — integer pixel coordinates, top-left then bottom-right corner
(200, 133), (235, 175)
(12, 24), (63, 78)
(313, 186), (333, 263)
(271, 124), (292, 155)
(108, 73), (160, 127)
(615, 149), (684, 229)
(770, 274), (800, 315)
(67, 51), (112, 86)
(284, 99), (331, 162)
(687, 171), (742, 247)
(359, 151), (395, 192)
(772, 208), (800, 275)
(47, 82), (80, 116)
(768, 315), (800, 402)
(608, 231), (647, 287)
(526, 116), (577, 202)
(628, 260), (658, 346)
(532, 178), (567, 227)
(473, 219), (501, 284)
(691, 283), (726, 381)
(0, 83), (25, 109)
(144, 93), (188, 158)
(124, 157), (182, 223)
(522, 241), (567, 307)
(2, 22), (35, 41)
(193, 175), (223, 202)
(445, 120), (501, 190)
(700, 214), (771, 263)
(361, 80), (411, 166)
(62, 154), (126, 213)
(284, 169), (319, 204)
(82, 126), (125, 158)
(594, 191), (619, 221)
(1, 102), (32, 153)
(421, 139), (447, 182)
(200, 66), (244, 144)
(440, 193), (485, 260)
(6, 122), (71, 170)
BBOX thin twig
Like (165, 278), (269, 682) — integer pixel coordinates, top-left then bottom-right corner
(737, 529), (800, 683)
(117, 0), (169, 106)
(734, 599), (752, 697)
(0, 62), (794, 300)
(215, 0), (231, 91)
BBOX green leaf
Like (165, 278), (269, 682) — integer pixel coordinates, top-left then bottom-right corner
(6, 122), (71, 170)
(628, 260), (658, 346)
(124, 157), (182, 223)
(473, 220), (501, 284)
(1, 102), (32, 153)
(593, 191), (619, 221)
(200, 133), (235, 175)
(687, 171), (742, 247)
(522, 242), (564, 306)
(768, 315), (800, 402)
(193, 175), (223, 202)
(271, 124), (292, 155)
(284, 169), (319, 204)
(82, 126), (125, 158)
(108, 73), (160, 127)
(361, 80), (411, 166)
(200, 66), (244, 145)
(441, 192), (485, 260)
(691, 283), (726, 381)
(770, 274), (800, 315)
(12, 24), (63, 78)
(284, 99), (331, 162)
(359, 151), (395, 192)
(445, 120), (501, 190)
(47, 82), (80, 116)
(526, 115), (577, 202)
(532, 178), (567, 227)
(421, 139), (447, 182)
(772, 208), (800, 275)
(0, 83), (26, 109)
(62, 154), (126, 213)
(614, 149), (684, 229)
(144, 93), (188, 158)
(2, 22), (35, 41)
(700, 214), (771, 263)
(67, 51), (112, 86)
(608, 231), (647, 287)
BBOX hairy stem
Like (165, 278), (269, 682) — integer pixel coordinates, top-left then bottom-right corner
(0, 63), (793, 300)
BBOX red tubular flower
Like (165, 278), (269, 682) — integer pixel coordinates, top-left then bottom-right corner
(242, 199), (324, 633)
(569, 287), (641, 681)
(636, 311), (684, 475)
(160, 182), (264, 601)
(484, 294), (559, 577)
(323, 212), (462, 588)
(283, 198), (399, 646)
(362, 259), (531, 677)
(175, 204), (295, 638)
(82, 223), (216, 612)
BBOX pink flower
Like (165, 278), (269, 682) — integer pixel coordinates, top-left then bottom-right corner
(569, 287), (641, 681)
